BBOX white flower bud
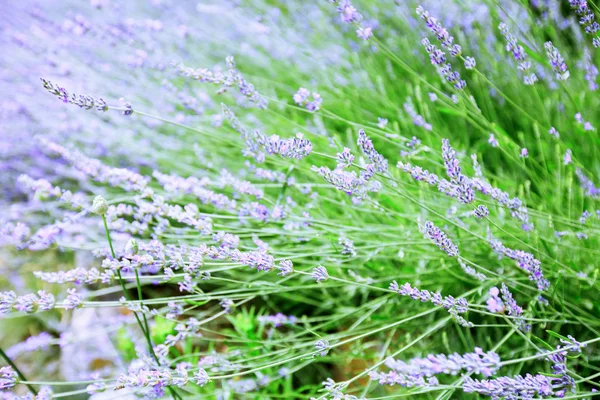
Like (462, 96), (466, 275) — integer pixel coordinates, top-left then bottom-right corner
(91, 195), (108, 215)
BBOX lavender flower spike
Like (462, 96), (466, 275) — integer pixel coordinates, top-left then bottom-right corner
(40, 77), (108, 111)
(384, 347), (501, 378)
(312, 266), (329, 282)
(463, 374), (554, 398)
(0, 366), (17, 390)
(357, 129), (388, 173)
(419, 220), (459, 257)
(544, 42), (569, 80)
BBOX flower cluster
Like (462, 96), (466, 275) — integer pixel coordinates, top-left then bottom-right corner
(421, 39), (466, 90)
(40, 78), (108, 111)
(258, 313), (298, 327)
(488, 231), (550, 291)
(419, 221), (459, 257)
(544, 42), (570, 81)
(357, 129), (388, 173)
(390, 281), (471, 326)
(175, 56), (267, 109)
(293, 88), (323, 111)
(1, 290), (55, 315)
(331, 0), (373, 40)
(403, 99), (432, 131)
(498, 23), (537, 85)
(569, 0), (600, 47)
(463, 374), (554, 398)
(416, 6), (463, 56)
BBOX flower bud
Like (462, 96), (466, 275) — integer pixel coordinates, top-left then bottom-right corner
(91, 195), (108, 215)
(125, 238), (139, 256)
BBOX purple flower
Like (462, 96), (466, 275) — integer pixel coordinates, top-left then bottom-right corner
(356, 26), (373, 40)
(293, 88), (322, 111)
(575, 168), (600, 198)
(0, 366), (17, 390)
(549, 127), (560, 138)
(568, 0), (600, 45)
(40, 78), (108, 111)
(544, 42), (570, 80)
(220, 298), (234, 314)
(458, 259), (487, 281)
(464, 56), (476, 70)
(488, 134), (499, 147)
(357, 129), (388, 173)
(488, 231), (549, 291)
(473, 205), (489, 218)
(336, 147), (355, 169)
(277, 259), (294, 276)
(421, 39), (466, 90)
(193, 369), (210, 386)
(383, 347), (501, 378)
(314, 339), (330, 356)
(520, 148), (529, 158)
(564, 149), (572, 165)
(312, 266), (329, 283)
(404, 99), (432, 131)
(500, 283), (530, 332)
(463, 374), (554, 398)
(486, 287), (504, 313)
(498, 23), (538, 85)
(419, 220), (459, 257)
(416, 6), (463, 56)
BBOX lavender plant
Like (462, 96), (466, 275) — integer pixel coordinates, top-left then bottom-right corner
(1, 0), (600, 399)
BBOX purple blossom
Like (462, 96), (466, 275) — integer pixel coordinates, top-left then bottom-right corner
(575, 168), (600, 198)
(486, 287), (504, 313)
(115, 366), (190, 391)
(258, 313), (297, 328)
(265, 133), (313, 159)
(458, 258), (487, 281)
(568, 0), (600, 45)
(175, 56), (267, 109)
(314, 339), (330, 356)
(390, 281), (471, 325)
(419, 220), (459, 257)
(416, 6), (463, 56)
(0, 366), (17, 390)
(564, 149), (572, 165)
(498, 23), (538, 85)
(488, 134), (499, 147)
(544, 42), (570, 80)
(220, 298), (234, 314)
(548, 127), (560, 138)
(442, 138), (474, 203)
(463, 374), (554, 398)
(336, 147), (355, 169)
(193, 369), (210, 386)
(356, 26), (373, 40)
(277, 259), (294, 276)
(312, 266), (329, 282)
(488, 231), (549, 291)
(500, 283), (530, 332)
(404, 99), (432, 131)
(40, 77), (108, 112)
(357, 129), (388, 173)
(383, 347), (501, 378)
(293, 88), (322, 111)
(473, 205), (489, 218)
(421, 39), (466, 90)
(464, 56), (476, 70)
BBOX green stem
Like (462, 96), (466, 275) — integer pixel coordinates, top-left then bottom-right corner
(0, 347), (38, 395)
(101, 215), (181, 400)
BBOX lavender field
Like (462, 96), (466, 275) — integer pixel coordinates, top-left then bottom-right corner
(1, 0), (600, 399)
